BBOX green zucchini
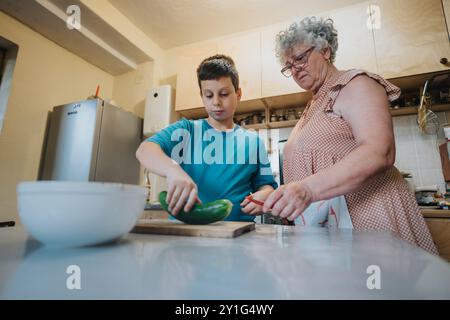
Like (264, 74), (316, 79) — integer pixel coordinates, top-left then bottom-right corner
(158, 191), (233, 225)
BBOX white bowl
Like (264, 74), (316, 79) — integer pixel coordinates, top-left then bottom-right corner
(17, 181), (148, 247)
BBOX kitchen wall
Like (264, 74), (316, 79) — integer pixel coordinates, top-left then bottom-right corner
(112, 61), (171, 203)
(393, 112), (448, 192)
(112, 61), (155, 118)
(0, 12), (114, 223)
(265, 115), (448, 192)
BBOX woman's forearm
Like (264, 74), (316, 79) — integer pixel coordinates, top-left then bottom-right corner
(302, 144), (395, 202)
(136, 141), (179, 177)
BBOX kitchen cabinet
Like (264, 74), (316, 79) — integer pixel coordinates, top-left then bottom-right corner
(370, 0), (450, 79)
(261, 2), (378, 99)
(422, 209), (450, 262)
(426, 219), (450, 262)
(444, 0), (450, 40)
(321, 2), (378, 73)
(175, 43), (217, 111)
(217, 31), (262, 101)
(261, 21), (306, 98)
(174, 0), (450, 115)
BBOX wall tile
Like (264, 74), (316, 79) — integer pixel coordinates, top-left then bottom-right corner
(394, 114), (446, 192)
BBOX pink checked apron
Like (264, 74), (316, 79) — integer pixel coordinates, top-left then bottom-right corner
(283, 69), (438, 254)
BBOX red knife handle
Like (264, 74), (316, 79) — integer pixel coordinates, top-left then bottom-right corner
(245, 195), (265, 206)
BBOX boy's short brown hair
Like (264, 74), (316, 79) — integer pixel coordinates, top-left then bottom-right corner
(196, 54), (239, 92)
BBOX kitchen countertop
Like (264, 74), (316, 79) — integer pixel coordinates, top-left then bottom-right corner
(421, 208), (450, 219)
(1, 225), (450, 299)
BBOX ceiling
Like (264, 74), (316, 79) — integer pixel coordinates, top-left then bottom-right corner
(0, 0), (152, 75)
(108, 0), (367, 49)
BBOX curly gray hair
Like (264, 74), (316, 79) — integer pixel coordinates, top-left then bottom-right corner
(275, 17), (338, 64)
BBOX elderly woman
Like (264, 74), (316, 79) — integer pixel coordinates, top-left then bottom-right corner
(263, 17), (437, 254)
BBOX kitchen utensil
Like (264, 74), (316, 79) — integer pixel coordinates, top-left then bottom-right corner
(245, 193), (297, 226)
(17, 181), (147, 247)
(245, 195), (265, 206)
(418, 77), (439, 134)
(132, 219), (255, 238)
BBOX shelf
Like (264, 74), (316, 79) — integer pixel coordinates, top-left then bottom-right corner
(242, 119), (299, 130)
(390, 106), (418, 116)
(431, 104), (450, 113)
(421, 209), (450, 219)
(268, 119), (298, 128)
(389, 70), (450, 93)
(178, 107), (207, 119)
(390, 103), (450, 117)
(177, 103), (450, 130)
(176, 69), (450, 119)
(237, 99), (266, 113)
(262, 91), (312, 110)
(241, 123), (267, 130)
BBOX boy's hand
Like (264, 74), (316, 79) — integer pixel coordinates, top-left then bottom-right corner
(166, 166), (201, 216)
(240, 187), (274, 216)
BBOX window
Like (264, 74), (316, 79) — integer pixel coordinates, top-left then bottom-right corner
(0, 36), (18, 134)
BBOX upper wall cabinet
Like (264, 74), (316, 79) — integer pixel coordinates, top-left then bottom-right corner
(175, 43), (217, 111)
(321, 2), (378, 73)
(217, 32), (262, 101)
(443, 0), (450, 39)
(174, 0), (450, 113)
(370, 0), (450, 78)
(260, 2), (378, 99)
(261, 20), (306, 98)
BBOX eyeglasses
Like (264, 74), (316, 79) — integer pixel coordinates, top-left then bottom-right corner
(280, 46), (315, 77)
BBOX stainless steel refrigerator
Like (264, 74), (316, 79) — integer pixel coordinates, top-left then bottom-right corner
(38, 99), (143, 184)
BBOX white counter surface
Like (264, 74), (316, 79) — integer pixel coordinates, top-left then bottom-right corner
(1, 225), (450, 299)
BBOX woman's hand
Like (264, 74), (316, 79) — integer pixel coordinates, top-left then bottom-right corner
(166, 166), (201, 216)
(263, 181), (314, 221)
(240, 186), (274, 216)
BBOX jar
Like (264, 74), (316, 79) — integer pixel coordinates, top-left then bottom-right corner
(252, 113), (262, 124)
(270, 113), (278, 122)
(287, 109), (296, 121)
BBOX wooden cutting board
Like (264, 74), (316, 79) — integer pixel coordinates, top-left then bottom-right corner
(131, 219), (255, 238)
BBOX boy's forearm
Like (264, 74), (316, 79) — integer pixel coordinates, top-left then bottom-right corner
(136, 141), (179, 177)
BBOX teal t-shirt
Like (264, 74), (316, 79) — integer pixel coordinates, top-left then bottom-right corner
(147, 118), (277, 222)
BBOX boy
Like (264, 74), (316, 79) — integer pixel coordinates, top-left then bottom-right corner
(136, 54), (277, 222)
